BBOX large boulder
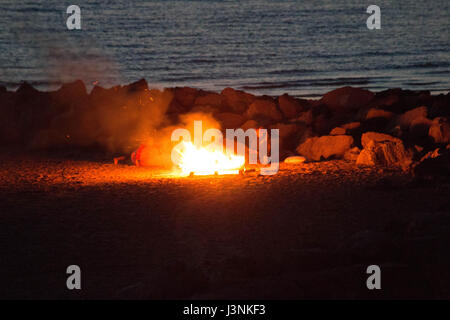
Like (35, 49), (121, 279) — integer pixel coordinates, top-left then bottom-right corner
(245, 98), (283, 122)
(429, 93), (450, 118)
(356, 132), (413, 170)
(215, 112), (245, 129)
(368, 89), (432, 114)
(241, 120), (259, 131)
(329, 127), (346, 136)
(50, 80), (89, 118)
(271, 122), (309, 152)
(397, 106), (428, 130)
(0, 89), (20, 144)
(331, 122), (362, 141)
(221, 87), (255, 113)
(194, 93), (225, 110)
(361, 107), (396, 133)
(173, 87), (201, 110)
(296, 109), (314, 126)
(312, 114), (337, 136)
(365, 108), (395, 121)
(344, 147), (361, 161)
(361, 132), (403, 148)
(428, 117), (450, 144)
(342, 122), (361, 132)
(408, 117), (433, 140)
(54, 80), (88, 98)
(14, 82), (54, 142)
(190, 105), (220, 115)
(123, 78), (148, 92)
(296, 135), (354, 161)
(277, 94), (309, 119)
(320, 86), (374, 112)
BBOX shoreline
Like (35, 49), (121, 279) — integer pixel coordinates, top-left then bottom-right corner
(1, 79), (449, 100)
(0, 78), (448, 175)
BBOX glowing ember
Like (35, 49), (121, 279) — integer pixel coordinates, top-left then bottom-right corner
(174, 141), (245, 176)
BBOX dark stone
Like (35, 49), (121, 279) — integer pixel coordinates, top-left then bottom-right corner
(278, 94), (309, 119)
(173, 87), (202, 110)
(320, 86), (374, 112)
(124, 78), (148, 92)
(296, 135), (354, 161)
(221, 87), (255, 113)
(245, 98), (283, 122)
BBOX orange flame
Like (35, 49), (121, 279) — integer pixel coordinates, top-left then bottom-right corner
(174, 141), (245, 176)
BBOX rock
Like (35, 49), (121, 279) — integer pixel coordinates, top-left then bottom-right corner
(273, 123), (302, 139)
(272, 123), (307, 152)
(369, 89), (402, 110)
(389, 125), (403, 138)
(167, 99), (185, 115)
(221, 87), (255, 113)
(341, 122), (361, 131)
(124, 78), (148, 92)
(344, 147), (361, 161)
(320, 86), (374, 112)
(397, 106), (428, 130)
(413, 148), (450, 180)
(0, 90), (21, 144)
(245, 98), (282, 122)
(357, 132), (413, 170)
(50, 80), (89, 118)
(215, 112), (245, 129)
(13, 83), (55, 142)
(241, 120), (259, 131)
(409, 117), (433, 139)
(296, 110), (313, 126)
(312, 114), (336, 136)
(365, 108), (395, 120)
(284, 156), (306, 164)
(429, 93), (450, 118)
(361, 132), (403, 148)
(55, 80), (87, 97)
(296, 135), (354, 161)
(419, 148), (441, 162)
(278, 94), (308, 119)
(368, 88), (432, 114)
(194, 93), (225, 109)
(330, 127), (346, 135)
(16, 81), (40, 96)
(89, 85), (124, 111)
(190, 105), (220, 115)
(428, 117), (450, 144)
(173, 87), (201, 110)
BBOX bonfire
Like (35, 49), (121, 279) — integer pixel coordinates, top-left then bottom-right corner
(172, 141), (245, 176)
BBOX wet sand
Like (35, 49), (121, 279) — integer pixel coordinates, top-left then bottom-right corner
(0, 151), (449, 299)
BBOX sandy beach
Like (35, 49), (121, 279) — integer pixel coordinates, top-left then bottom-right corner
(1, 150), (449, 299)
